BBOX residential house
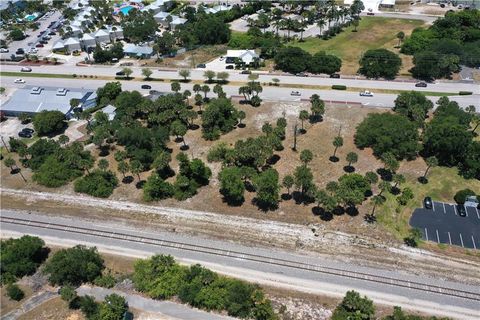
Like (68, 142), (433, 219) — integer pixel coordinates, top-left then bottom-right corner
(80, 33), (96, 49)
(93, 29), (111, 44)
(124, 43), (154, 59)
(169, 16), (187, 30)
(154, 11), (170, 26)
(52, 40), (65, 52)
(108, 25), (124, 40)
(225, 49), (259, 65)
(205, 5), (232, 14)
(64, 37), (81, 52)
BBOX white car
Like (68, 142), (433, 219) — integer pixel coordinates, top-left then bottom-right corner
(14, 79), (25, 84)
(0, 48), (9, 53)
(290, 91), (301, 96)
(359, 90), (373, 97)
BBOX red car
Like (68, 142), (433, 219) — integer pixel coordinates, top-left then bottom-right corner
(36, 43), (44, 47)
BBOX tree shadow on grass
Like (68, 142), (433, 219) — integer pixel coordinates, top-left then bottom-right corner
(180, 145), (190, 151)
(332, 206), (345, 216)
(237, 123), (246, 128)
(281, 193), (292, 201)
(346, 206), (359, 217)
(122, 176), (134, 184)
(266, 154), (280, 165)
(221, 196), (245, 207)
(99, 146), (110, 157)
(135, 180), (146, 189)
(189, 124), (200, 130)
(292, 191), (315, 205)
(417, 176), (428, 184)
(377, 168), (393, 181)
(343, 165), (355, 173)
(10, 168), (21, 174)
(329, 156), (339, 163)
(252, 198), (278, 212)
(364, 214), (377, 223)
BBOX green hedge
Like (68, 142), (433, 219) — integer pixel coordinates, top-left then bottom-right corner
(332, 85), (347, 90)
(458, 91), (473, 95)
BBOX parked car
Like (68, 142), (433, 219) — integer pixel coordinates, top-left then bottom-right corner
(415, 82), (427, 87)
(36, 43), (44, 47)
(226, 65), (234, 70)
(18, 131), (32, 138)
(16, 48), (25, 54)
(40, 40), (48, 44)
(330, 73), (340, 78)
(48, 31), (56, 35)
(149, 90), (160, 95)
(115, 71), (125, 76)
(141, 85), (152, 89)
(423, 197), (433, 209)
(295, 72), (308, 77)
(20, 67), (32, 72)
(241, 70), (251, 74)
(196, 63), (206, 68)
(290, 91), (301, 96)
(367, 12), (375, 15)
(359, 90), (373, 97)
(21, 128), (34, 134)
(14, 79), (25, 84)
(457, 205), (467, 217)
(0, 48), (9, 53)
(43, 35), (51, 40)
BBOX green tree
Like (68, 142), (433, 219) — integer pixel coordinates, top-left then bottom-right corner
(9, 28), (25, 40)
(370, 194), (385, 216)
(122, 67), (133, 79)
(201, 98), (239, 140)
(358, 49), (402, 80)
(130, 160), (143, 181)
(294, 165), (315, 198)
(336, 173), (371, 207)
(346, 152), (358, 168)
(392, 173), (406, 189)
(299, 110), (309, 131)
(300, 149), (313, 165)
(33, 110), (66, 136)
(393, 91), (433, 125)
(117, 161), (130, 179)
(217, 71), (229, 83)
(179, 69), (190, 81)
(60, 285), (77, 303)
(365, 171), (378, 185)
(4, 156), (16, 172)
(237, 110), (246, 127)
(308, 51), (342, 75)
(253, 168), (280, 210)
(331, 290), (375, 320)
(6, 284), (24, 301)
(282, 174), (294, 195)
(315, 189), (337, 212)
(98, 158), (109, 171)
(98, 294), (128, 320)
(219, 166), (245, 205)
(404, 228), (422, 247)
(142, 68), (153, 80)
(204, 70), (216, 83)
(381, 152), (400, 173)
(332, 136), (343, 159)
(44, 245), (104, 286)
(58, 134), (70, 146)
(171, 81), (181, 93)
(310, 95), (325, 121)
(274, 46), (311, 74)
(201, 85), (210, 99)
(143, 173), (174, 201)
(74, 170), (118, 198)
(396, 31), (405, 47)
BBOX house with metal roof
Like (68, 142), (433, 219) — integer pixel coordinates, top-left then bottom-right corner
(0, 86), (96, 118)
(93, 29), (111, 43)
(225, 49), (259, 65)
(80, 33), (96, 48)
(170, 16), (187, 30)
(64, 37), (81, 52)
(123, 43), (154, 59)
(154, 11), (170, 26)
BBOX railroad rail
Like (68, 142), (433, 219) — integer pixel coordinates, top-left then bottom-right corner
(2, 215), (479, 302)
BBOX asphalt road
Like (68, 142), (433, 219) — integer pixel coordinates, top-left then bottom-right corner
(2, 64), (479, 96)
(1, 210), (479, 320)
(2, 76), (479, 110)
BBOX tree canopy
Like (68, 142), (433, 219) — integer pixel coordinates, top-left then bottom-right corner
(358, 49), (402, 80)
(33, 110), (66, 136)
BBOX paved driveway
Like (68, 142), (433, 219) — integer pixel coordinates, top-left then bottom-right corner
(409, 201), (480, 249)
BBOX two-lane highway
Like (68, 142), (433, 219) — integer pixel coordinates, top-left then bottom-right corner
(1, 210), (479, 320)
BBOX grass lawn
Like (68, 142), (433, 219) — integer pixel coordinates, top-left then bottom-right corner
(376, 166), (480, 240)
(0, 72), (75, 79)
(289, 17), (425, 75)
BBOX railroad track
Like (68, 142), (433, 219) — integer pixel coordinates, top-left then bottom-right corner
(2, 215), (479, 302)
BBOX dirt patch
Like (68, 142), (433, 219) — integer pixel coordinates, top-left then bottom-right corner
(142, 45), (228, 69)
(17, 297), (83, 320)
(0, 284), (34, 316)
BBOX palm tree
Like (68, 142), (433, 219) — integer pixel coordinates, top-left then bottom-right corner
(423, 156), (438, 180)
(317, 18), (326, 37)
(396, 31), (405, 47)
(370, 195), (385, 216)
(332, 136), (343, 159)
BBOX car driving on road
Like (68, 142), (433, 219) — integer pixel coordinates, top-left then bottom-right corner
(415, 82), (427, 87)
(20, 67), (32, 72)
(290, 91), (301, 96)
(141, 85), (152, 89)
(14, 79), (25, 83)
(359, 90), (374, 97)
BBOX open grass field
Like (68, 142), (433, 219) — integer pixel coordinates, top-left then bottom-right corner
(289, 17), (425, 75)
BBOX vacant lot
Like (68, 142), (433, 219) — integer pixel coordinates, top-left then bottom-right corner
(143, 45), (228, 68)
(289, 17), (425, 75)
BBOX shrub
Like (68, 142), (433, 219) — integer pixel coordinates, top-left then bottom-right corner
(93, 273), (116, 288)
(332, 85), (347, 90)
(74, 170), (118, 198)
(454, 189), (476, 204)
(458, 91), (473, 95)
(33, 110), (66, 136)
(6, 284), (24, 301)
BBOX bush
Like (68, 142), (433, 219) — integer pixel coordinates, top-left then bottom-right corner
(459, 91), (473, 95)
(93, 273), (116, 288)
(454, 189), (476, 204)
(331, 85), (347, 90)
(74, 170), (118, 198)
(6, 284), (24, 301)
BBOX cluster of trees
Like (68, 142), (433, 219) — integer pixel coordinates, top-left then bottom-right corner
(355, 92), (479, 180)
(358, 49), (402, 80)
(74, 168), (119, 198)
(33, 110), (67, 136)
(8, 28), (26, 41)
(121, 9), (158, 43)
(209, 118), (287, 209)
(201, 97), (240, 140)
(62, 290), (130, 320)
(93, 42), (124, 63)
(133, 254), (276, 319)
(1, 236), (49, 285)
(401, 10), (480, 80)
(238, 74), (263, 107)
(274, 46), (341, 75)
(229, 27), (283, 59)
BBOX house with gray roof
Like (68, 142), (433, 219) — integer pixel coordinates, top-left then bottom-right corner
(124, 44), (154, 59)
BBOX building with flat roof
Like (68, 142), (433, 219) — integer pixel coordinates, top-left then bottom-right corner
(0, 86), (96, 118)
(225, 49), (259, 65)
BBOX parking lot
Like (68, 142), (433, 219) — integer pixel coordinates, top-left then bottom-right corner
(410, 201), (480, 249)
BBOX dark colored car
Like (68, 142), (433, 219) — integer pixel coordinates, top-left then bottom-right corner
(40, 40), (48, 44)
(330, 73), (340, 78)
(16, 48), (25, 54)
(48, 31), (56, 35)
(196, 63), (206, 68)
(18, 131), (32, 138)
(141, 85), (152, 89)
(296, 72), (308, 77)
(241, 70), (251, 74)
(36, 43), (44, 47)
(116, 71), (125, 76)
(424, 197), (433, 209)
(415, 82), (427, 87)
(225, 65), (234, 69)
(21, 128), (34, 134)
(457, 205), (467, 217)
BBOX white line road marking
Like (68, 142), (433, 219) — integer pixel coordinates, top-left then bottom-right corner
(425, 228), (429, 241)
(432, 202), (435, 211)
(465, 208), (468, 217)
(454, 205), (457, 215)
(476, 207), (479, 219)
(460, 233), (464, 247)
(443, 203), (446, 213)
(448, 232), (452, 245)
(436, 229), (440, 243)
(472, 236), (477, 250)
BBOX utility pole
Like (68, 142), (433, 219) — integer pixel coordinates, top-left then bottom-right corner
(1, 136), (10, 153)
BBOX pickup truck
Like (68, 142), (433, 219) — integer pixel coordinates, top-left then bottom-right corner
(359, 90), (373, 97)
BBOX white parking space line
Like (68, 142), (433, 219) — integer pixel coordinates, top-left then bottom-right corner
(454, 205), (457, 215)
(424, 228), (429, 241)
(448, 232), (452, 245)
(460, 233), (464, 247)
(432, 202), (435, 211)
(476, 208), (479, 219)
(472, 236), (477, 250)
(436, 229), (440, 243)
(443, 203), (446, 213)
